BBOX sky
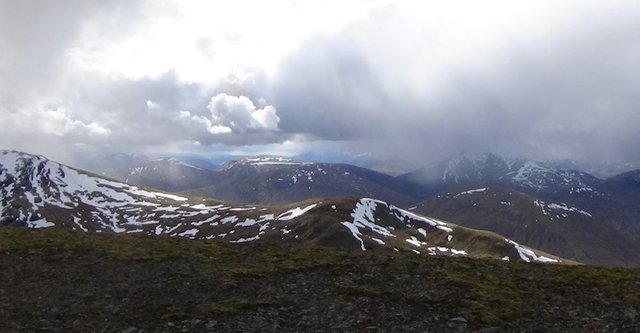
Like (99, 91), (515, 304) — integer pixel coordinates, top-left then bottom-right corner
(1, 0), (640, 174)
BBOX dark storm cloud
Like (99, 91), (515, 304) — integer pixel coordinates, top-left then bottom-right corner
(0, 0), (141, 102)
(0, 0), (145, 160)
(268, 2), (640, 168)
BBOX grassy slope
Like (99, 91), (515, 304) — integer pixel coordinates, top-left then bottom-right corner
(0, 227), (639, 332)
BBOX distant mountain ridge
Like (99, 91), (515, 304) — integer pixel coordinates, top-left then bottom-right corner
(0, 150), (564, 263)
(395, 152), (603, 198)
(104, 155), (415, 206)
(102, 151), (640, 206)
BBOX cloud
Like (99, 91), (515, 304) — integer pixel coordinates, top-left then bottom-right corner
(72, 74), (283, 146)
(42, 108), (111, 139)
(208, 93), (279, 133)
(267, 1), (640, 169)
(2, 0), (640, 172)
(0, 0), (142, 103)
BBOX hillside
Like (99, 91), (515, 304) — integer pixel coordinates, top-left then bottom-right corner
(0, 150), (561, 263)
(597, 170), (640, 244)
(0, 227), (638, 332)
(411, 186), (640, 266)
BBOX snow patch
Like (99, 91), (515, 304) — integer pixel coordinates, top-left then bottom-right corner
(507, 239), (558, 263)
(455, 188), (487, 197)
(278, 204), (317, 221)
(406, 236), (427, 247)
(178, 229), (199, 237)
(547, 203), (592, 217)
(341, 221), (366, 251)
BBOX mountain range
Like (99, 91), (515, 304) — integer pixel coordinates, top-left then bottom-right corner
(103, 156), (415, 205)
(0, 150), (562, 263)
(96, 151), (640, 266)
(3, 149), (640, 266)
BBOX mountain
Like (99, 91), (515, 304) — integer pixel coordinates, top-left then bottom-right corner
(188, 156), (416, 205)
(596, 169), (640, 244)
(410, 186), (640, 266)
(102, 157), (219, 192)
(0, 150), (564, 263)
(396, 152), (603, 199)
(397, 153), (640, 265)
(106, 155), (417, 206)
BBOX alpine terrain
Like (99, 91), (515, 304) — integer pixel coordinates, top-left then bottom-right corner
(95, 151), (640, 266)
(0, 150), (560, 262)
(3, 150), (640, 332)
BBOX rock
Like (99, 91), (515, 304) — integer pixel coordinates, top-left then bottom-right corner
(475, 327), (500, 333)
(205, 320), (218, 330)
(121, 327), (138, 333)
(624, 307), (638, 321)
(447, 317), (468, 332)
(449, 317), (468, 324)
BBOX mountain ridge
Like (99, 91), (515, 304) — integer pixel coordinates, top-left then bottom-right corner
(0, 150), (564, 263)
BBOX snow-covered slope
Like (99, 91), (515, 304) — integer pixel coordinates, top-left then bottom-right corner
(0, 150), (563, 263)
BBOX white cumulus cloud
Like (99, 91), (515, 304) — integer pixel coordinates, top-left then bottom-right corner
(208, 93), (279, 133)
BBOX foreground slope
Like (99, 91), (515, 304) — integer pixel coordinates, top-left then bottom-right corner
(0, 227), (638, 332)
(411, 186), (640, 266)
(0, 150), (561, 263)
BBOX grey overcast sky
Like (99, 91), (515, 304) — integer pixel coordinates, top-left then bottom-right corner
(1, 0), (639, 172)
